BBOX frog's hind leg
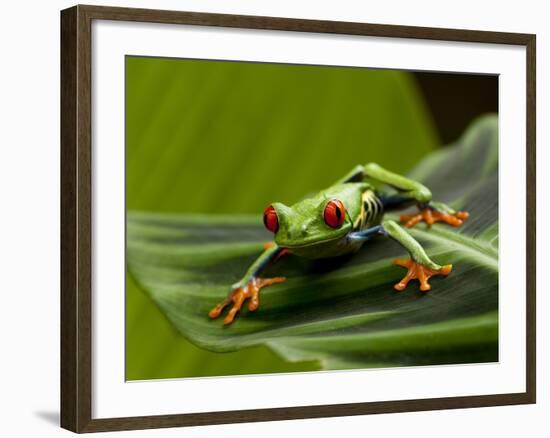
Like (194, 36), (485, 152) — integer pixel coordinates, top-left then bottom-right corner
(363, 163), (432, 204)
(382, 220), (452, 291)
(335, 164), (366, 184)
(336, 163), (468, 229)
(360, 163), (469, 228)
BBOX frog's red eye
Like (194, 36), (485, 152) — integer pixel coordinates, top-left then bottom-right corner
(324, 199), (346, 228)
(263, 205), (279, 233)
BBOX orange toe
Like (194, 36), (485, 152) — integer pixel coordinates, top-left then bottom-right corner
(393, 258), (452, 292)
(208, 276), (286, 325)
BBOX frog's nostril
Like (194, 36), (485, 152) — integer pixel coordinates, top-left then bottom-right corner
(301, 225), (308, 236)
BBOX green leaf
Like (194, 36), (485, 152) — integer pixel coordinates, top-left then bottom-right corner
(127, 114), (498, 371)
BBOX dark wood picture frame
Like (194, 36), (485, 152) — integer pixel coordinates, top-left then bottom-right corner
(61, 4), (536, 433)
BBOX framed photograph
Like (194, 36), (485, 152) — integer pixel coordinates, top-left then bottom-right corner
(60, 4), (536, 433)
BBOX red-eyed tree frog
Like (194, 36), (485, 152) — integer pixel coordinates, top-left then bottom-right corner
(209, 163), (469, 325)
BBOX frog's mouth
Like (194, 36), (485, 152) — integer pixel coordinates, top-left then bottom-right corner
(276, 233), (347, 250)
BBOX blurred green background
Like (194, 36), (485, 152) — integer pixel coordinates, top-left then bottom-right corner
(125, 56), (497, 380)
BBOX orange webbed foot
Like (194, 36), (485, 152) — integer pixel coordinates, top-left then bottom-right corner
(400, 208), (469, 228)
(208, 277), (286, 325)
(393, 258), (452, 292)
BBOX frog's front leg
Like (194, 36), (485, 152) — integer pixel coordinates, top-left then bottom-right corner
(383, 220), (452, 291)
(349, 220), (452, 291)
(208, 243), (287, 325)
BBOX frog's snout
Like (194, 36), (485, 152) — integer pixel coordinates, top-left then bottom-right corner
(281, 222), (311, 242)
(284, 225), (309, 240)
